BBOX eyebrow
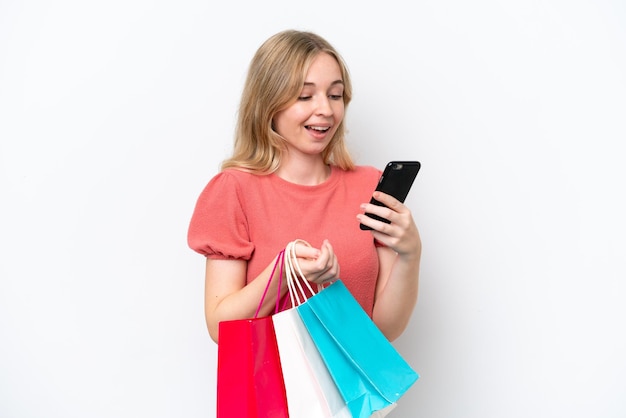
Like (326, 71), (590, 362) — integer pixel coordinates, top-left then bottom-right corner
(303, 80), (344, 87)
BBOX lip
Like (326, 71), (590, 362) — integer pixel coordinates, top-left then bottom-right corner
(305, 124), (332, 140)
(305, 123), (332, 130)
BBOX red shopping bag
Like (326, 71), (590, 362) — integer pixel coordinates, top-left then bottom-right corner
(216, 251), (289, 418)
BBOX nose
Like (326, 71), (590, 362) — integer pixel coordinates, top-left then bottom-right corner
(315, 96), (333, 116)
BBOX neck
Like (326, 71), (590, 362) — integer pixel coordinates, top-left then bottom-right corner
(276, 158), (331, 186)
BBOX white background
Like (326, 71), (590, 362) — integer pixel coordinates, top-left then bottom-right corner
(1, 0), (625, 417)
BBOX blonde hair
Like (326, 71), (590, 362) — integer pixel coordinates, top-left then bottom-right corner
(221, 30), (354, 173)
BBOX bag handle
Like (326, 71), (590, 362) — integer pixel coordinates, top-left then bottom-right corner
(285, 239), (323, 307)
(254, 249), (286, 318)
(254, 239), (323, 318)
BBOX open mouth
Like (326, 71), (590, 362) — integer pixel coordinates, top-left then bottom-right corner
(306, 125), (331, 132)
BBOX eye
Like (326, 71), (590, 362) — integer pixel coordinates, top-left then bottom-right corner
(329, 94), (343, 100)
(298, 95), (312, 101)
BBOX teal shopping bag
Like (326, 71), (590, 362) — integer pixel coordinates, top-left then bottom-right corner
(297, 281), (419, 418)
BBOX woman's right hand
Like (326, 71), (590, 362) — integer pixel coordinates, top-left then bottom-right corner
(291, 239), (340, 285)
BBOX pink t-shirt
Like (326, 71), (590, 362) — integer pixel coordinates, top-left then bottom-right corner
(187, 165), (382, 315)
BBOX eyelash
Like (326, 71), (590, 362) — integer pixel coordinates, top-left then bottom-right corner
(298, 94), (343, 101)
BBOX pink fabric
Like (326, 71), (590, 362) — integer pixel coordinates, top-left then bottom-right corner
(187, 165), (382, 316)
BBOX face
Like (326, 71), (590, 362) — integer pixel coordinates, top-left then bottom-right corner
(272, 52), (345, 158)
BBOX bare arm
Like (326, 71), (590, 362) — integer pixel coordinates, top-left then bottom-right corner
(204, 256), (285, 343)
(372, 246), (421, 341)
(204, 240), (340, 343)
(357, 191), (422, 341)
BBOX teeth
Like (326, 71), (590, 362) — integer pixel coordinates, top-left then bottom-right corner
(309, 126), (329, 132)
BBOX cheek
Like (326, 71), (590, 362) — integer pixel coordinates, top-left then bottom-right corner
(272, 111), (292, 135)
(273, 107), (309, 134)
(272, 113), (284, 134)
(333, 103), (345, 123)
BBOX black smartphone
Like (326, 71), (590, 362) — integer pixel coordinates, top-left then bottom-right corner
(360, 161), (421, 230)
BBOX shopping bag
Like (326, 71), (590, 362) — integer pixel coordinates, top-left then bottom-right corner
(297, 280), (419, 418)
(273, 309), (353, 417)
(216, 250), (289, 418)
(272, 240), (352, 418)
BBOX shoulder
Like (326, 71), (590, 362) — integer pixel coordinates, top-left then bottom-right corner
(201, 168), (267, 192)
(334, 164), (382, 183)
(213, 168), (264, 183)
(353, 164), (382, 176)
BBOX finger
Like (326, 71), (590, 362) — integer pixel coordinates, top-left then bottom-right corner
(314, 242), (331, 266)
(360, 203), (396, 227)
(319, 243), (339, 281)
(312, 259), (339, 284)
(294, 242), (320, 260)
(372, 191), (403, 209)
(305, 253), (338, 284)
(321, 239), (335, 258)
(299, 257), (331, 282)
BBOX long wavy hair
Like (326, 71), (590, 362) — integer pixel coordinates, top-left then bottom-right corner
(221, 30), (355, 173)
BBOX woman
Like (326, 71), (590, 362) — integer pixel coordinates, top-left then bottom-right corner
(188, 29), (421, 343)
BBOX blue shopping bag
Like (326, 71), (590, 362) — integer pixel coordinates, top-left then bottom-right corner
(297, 280), (419, 418)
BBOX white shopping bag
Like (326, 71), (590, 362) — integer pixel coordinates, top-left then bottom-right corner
(271, 239), (352, 418)
(273, 309), (352, 418)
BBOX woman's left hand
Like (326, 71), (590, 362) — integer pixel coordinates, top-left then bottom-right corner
(357, 191), (421, 259)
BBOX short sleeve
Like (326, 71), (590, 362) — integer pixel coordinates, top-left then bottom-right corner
(187, 171), (255, 260)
